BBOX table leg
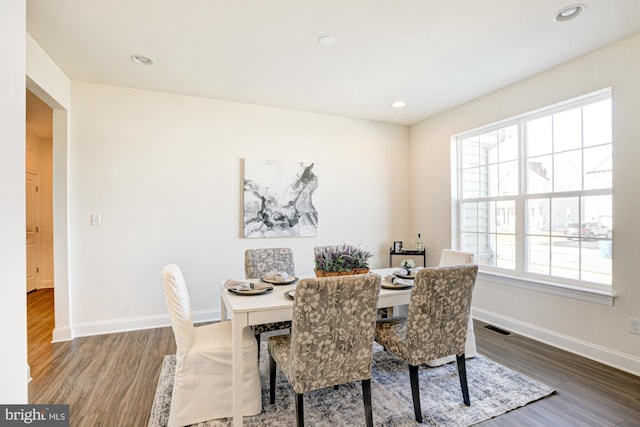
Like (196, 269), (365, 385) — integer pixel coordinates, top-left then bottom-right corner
(232, 314), (248, 427)
(220, 295), (228, 321)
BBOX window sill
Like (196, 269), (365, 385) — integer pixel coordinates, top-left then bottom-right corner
(477, 270), (615, 306)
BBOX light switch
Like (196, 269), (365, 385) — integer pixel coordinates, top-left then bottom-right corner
(90, 213), (101, 226)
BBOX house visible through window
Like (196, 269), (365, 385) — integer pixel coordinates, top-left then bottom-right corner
(456, 89), (612, 287)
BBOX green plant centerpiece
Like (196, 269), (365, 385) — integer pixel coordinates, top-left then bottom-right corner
(314, 244), (372, 277)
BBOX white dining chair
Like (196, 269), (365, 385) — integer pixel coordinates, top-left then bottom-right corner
(161, 264), (262, 426)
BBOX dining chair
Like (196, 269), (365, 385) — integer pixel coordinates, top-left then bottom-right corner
(161, 264), (261, 427)
(314, 244), (389, 318)
(245, 248), (295, 348)
(374, 265), (478, 423)
(424, 248), (478, 367)
(268, 273), (382, 427)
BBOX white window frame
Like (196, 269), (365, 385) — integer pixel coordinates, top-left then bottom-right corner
(452, 88), (614, 305)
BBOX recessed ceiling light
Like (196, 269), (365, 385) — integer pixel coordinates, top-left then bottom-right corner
(317, 36), (335, 46)
(391, 100), (406, 108)
(554, 4), (586, 22)
(131, 54), (154, 65)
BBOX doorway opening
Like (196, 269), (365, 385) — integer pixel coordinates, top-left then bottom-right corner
(26, 89), (55, 379)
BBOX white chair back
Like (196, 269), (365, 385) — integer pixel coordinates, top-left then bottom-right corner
(438, 249), (475, 267)
(161, 264), (195, 352)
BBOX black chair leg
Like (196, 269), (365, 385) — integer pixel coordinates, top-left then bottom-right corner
(256, 333), (261, 355)
(362, 379), (373, 427)
(269, 354), (277, 404)
(295, 393), (304, 427)
(456, 353), (470, 406)
(409, 364), (422, 423)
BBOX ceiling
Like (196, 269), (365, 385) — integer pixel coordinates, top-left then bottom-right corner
(26, 89), (52, 139)
(27, 1), (640, 126)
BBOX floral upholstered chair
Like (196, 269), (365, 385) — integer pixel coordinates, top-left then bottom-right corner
(245, 248), (296, 346)
(268, 273), (382, 427)
(375, 265), (478, 423)
(421, 248), (478, 367)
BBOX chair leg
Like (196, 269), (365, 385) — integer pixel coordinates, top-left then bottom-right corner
(456, 353), (470, 406)
(256, 332), (261, 356)
(409, 364), (422, 423)
(269, 354), (277, 404)
(362, 379), (373, 427)
(295, 393), (304, 427)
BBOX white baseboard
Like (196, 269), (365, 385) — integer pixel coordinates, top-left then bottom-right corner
(70, 309), (221, 339)
(474, 308), (640, 377)
(52, 326), (73, 342)
(39, 280), (54, 289)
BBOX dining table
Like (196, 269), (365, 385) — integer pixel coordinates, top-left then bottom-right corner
(219, 267), (412, 426)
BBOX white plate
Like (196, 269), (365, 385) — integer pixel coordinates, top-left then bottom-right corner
(262, 276), (298, 285)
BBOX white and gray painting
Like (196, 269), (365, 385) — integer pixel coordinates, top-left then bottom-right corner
(243, 159), (318, 238)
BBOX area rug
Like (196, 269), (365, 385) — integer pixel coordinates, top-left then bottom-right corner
(148, 343), (554, 426)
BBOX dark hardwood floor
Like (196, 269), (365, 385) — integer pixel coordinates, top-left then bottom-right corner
(28, 289), (640, 426)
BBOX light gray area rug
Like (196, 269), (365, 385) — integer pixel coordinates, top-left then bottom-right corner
(148, 343), (554, 426)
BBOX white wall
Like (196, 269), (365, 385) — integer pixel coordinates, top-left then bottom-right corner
(0, 0), (28, 402)
(410, 34), (640, 374)
(68, 82), (410, 335)
(26, 34), (72, 342)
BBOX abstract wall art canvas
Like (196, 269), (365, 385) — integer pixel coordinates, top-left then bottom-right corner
(243, 159), (318, 238)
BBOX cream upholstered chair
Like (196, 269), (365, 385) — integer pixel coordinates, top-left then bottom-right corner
(245, 248), (295, 344)
(268, 274), (382, 427)
(161, 264), (261, 427)
(375, 265), (478, 423)
(424, 248), (478, 367)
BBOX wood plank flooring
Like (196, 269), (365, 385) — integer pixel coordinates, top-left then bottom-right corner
(27, 289), (640, 426)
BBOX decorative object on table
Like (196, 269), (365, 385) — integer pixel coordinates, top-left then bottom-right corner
(243, 158), (318, 238)
(161, 264), (262, 426)
(268, 274), (382, 427)
(416, 233), (423, 250)
(149, 343), (555, 427)
(393, 241), (403, 252)
(313, 244), (372, 277)
(400, 258), (415, 275)
(375, 265), (479, 423)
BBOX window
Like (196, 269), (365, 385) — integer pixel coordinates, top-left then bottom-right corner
(456, 89), (612, 288)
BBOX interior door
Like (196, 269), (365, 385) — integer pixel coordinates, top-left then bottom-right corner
(26, 170), (39, 292)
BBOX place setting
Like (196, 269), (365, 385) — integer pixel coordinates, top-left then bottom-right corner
(383, 259), (424, 289)
(260, 270), (299, 285)
(223, 279), (273, 296)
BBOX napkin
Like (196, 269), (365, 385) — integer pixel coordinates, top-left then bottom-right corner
(385, 275), (413, 287)
(263, 271), (291, 282)
(224, 279), (271, 292)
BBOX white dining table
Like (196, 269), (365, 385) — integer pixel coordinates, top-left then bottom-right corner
(220, 268), (411, 426)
